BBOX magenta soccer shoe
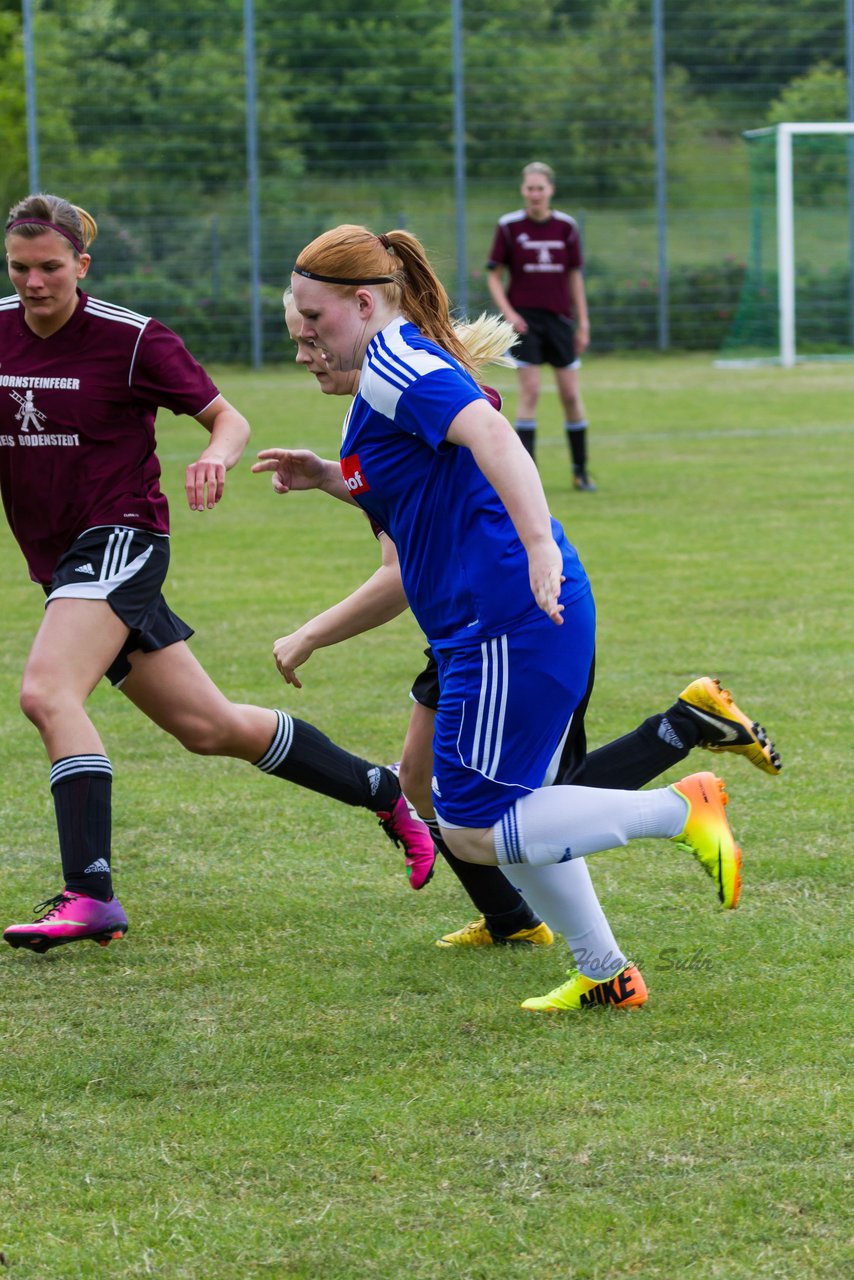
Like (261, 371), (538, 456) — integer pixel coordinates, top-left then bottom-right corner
(3, 891), (128, 954)
(376, 794), (437, 890)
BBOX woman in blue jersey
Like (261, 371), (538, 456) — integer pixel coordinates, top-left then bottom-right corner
(288, 224), (748, 1010)
(258, 297), (780, 1008)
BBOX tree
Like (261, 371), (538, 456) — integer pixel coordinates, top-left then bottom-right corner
(766, 61), (848, 125)
(259, 0), (454, 179)
(0, 8), (27, 216)
(664, 0), (846, 115)
(28, 0), (301, 218)
(465, 0), (660, 198)
(766, 62), (851, 205)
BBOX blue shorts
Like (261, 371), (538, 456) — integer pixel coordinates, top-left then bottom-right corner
(431, 588), (596, 828)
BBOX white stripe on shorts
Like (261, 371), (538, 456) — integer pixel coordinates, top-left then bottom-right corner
(470, 636), (510, 779)
(47, 527), (154, 604)
(102, 527), (130, 580)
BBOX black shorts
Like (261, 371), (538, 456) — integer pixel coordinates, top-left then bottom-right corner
(45, 525), (193, 686)
(409, 647), (440, 711)
(512, 308), (580, 369)
(554, 653), (596, 783)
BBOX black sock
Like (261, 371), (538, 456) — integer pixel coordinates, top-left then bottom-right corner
(515, 422), (536, 460)
(254, 711), (400, 812)
(50, 755), (113, 900)
(569, 702), (702, 791)
(423, 818), (540, 937)
(565, 421), (587, 472)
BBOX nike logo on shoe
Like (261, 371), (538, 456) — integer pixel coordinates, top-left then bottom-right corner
(686, 706), (741, 744)
(579, 968), (641, 1007)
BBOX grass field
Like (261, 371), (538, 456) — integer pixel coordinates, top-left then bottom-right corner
(1, 354), (851, 1279)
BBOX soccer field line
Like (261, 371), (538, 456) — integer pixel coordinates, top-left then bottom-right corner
(607, 422), (850, 443)
(154, 420), (848, 466)
(534, 421), (850, 445)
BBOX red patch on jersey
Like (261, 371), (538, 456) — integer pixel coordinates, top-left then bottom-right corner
(341, 453), (370, 495)
(480, 384), (503, 413)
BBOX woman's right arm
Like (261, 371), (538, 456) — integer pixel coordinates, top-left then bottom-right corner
(252, 447), (354, 503)
(486, 266), (528, 335)
(272, 535), (409, 687)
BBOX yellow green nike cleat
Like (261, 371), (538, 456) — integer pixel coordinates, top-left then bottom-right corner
(678, 677), (781, 774)
(521, 962), (648, 1012)
(670, 771), (742, 908)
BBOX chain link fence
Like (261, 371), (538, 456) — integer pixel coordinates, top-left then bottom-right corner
(3, 0), (852, 363)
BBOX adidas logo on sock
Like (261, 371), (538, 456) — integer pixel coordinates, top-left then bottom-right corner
(84, 857), (110, 875)
(74, 562), (95, 576)
(367, 766), (382, 797)
(658, 716), (685, 749)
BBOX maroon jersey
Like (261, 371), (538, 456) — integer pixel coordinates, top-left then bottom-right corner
(487, 210), (583, 318)
(0, 289), (219, 584)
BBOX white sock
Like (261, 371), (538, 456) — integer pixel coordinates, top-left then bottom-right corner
(505, 861), (627, 979)
(495, 784), (687, 867)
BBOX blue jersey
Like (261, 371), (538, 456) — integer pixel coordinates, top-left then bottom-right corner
(340, 317), (589, 648)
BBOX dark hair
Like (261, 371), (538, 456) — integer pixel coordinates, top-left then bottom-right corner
(5, 193), (97, 255)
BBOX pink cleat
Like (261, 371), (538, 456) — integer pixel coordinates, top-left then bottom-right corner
(4, 890), (128, 954)
(376, 794), (437, 890)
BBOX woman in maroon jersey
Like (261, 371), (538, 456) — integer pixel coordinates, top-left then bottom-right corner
(486, 161), (595, 491)
(0, 193), (436, 954)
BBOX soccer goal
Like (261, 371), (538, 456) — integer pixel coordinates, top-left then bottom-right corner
(717, 122), (854, 367)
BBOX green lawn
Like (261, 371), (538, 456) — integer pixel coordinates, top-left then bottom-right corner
(1, 355), (851, 1279)
(293, 171), (851, 278)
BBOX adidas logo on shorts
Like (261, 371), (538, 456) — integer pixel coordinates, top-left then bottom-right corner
(74, 562), (95, 576)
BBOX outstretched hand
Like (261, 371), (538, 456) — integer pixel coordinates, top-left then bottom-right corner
(272, 629), (315, 688)
(252, 448), (329, 495)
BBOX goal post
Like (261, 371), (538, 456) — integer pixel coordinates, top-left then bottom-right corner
(717, 122), (854, 368)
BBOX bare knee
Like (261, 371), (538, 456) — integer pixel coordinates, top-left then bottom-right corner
(171, 717), (230, 756)
(517, 368), (541, 418)
(20, 670), (64, 732)
(167, 704), (265, 759)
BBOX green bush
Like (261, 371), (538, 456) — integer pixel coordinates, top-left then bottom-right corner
(723, 262), (854, 356)
(467, 258), (747, 353)
(85, 270), (289, 365)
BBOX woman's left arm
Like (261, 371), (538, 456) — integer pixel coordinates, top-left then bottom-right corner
(569, 268), (589, 354)
(447, 400), (565, 624)
(186, 394), (251, 511)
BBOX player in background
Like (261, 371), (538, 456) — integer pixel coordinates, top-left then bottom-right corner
(261, 262), (780, 1010)
(486, 161), (595, 491)
(0, 194), (436, 955)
